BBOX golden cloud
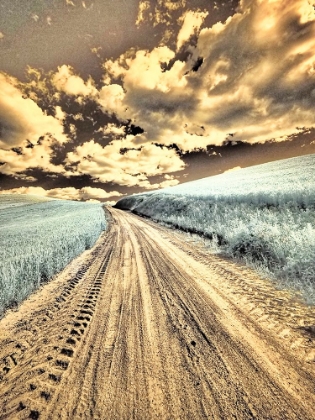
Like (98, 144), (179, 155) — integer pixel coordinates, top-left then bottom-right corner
(52, 65), (98, 97)
(176, 10), (208, 51)
(0, 73), (68, 149)
(0, 186), (121, 201)
(99, 0), (315, 151)
(0, 135), (66, 176)
(65, 138), (185, 188)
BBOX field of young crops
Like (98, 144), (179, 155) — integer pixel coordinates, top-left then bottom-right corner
(0, 194), (106, 315)
(116, 154), (315, 303)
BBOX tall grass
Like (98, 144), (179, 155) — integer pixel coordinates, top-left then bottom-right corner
(116, 154), (315, 303)
(0, 195), (106, 314)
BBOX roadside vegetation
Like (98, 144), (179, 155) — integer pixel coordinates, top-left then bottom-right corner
(116, 154), (315, 303)
(0, 194), (106, 315)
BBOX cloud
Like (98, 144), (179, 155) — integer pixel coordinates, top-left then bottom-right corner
(20, 66), (56, 104)
(122, 47), (177, 91)
(186, 0), (315, 143)
(95, 123), (126, 138)
(0, 32), (4, 39)
(0, 186), (122, 201)
(176, 10), (208, 51)
(102, 47), (195, 138)
(101, 46), (219, 152)
(52, 65), (98, 97)
(159, 174), (180, 188)
(135, 0), (187, 27)
(98, 84), (126, 117)
(0, 186), (48, 196)
(0, 135), (66, 176)
(224, 166), (242, 173)
(98, 0), (315, 153)
(65, 137), (185, 188)
(55, 106), (66, 121)
(79, 186), (122, 200)
(136, 1), (151, 26)
(15, 175), (38, 182)
(4, 0), (314, 188)
(0, 73), (68, 149)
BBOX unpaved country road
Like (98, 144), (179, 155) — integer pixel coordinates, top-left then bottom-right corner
(1, 208), (315, 420)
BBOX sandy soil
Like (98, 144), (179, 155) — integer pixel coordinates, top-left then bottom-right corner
(0, 208), (315, 419)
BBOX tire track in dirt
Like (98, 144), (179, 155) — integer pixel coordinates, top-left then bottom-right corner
(138, 231), (306, 419)
(0, 208), (315, 419)
(0, 227), (115, 420)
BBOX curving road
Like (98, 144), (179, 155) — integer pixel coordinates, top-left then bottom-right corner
(0, 208), (315, 419)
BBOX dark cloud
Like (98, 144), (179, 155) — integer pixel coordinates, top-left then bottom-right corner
(126, 87), (198, 117)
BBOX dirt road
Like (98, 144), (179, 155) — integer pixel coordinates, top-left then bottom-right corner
(1, 208), (315, 419)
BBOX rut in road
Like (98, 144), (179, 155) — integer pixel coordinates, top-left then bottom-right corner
(0, 208), (315, 419)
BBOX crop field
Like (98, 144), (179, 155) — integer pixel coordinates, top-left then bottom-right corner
(0, 195), (106, 315)
(116, 154), (315, 303)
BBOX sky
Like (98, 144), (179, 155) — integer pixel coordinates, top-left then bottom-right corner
(0, 0), (315, 203)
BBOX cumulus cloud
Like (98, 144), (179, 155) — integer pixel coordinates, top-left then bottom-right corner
(159, 174), (180, 188)
(52, 65), (98, 97)
(188, 0), (315, 143)
(55, 106), (66, 121)
(176, 10), (208, 51)
(0, 186), (121, 201)
(102, 47), (195, 147)
(0, 135), (66, 176)
(4, 0), (314, 189)
(65, 137), (185, 188)
(98, 84), (126, 117)
(95, 123), (126, 138)
(101, 45), (223, 151)
(122, 47), (179, 92)
(98, 0), (315, 152)
(0, 73), (68, 149)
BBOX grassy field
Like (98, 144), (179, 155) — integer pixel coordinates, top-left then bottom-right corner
(116, 154), (315, 303)
(0, 194), (106, 315)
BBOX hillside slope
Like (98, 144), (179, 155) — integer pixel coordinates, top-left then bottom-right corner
(116, 154), (315, 302)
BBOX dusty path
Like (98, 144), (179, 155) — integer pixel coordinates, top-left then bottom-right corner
(0, 208), (315, 419)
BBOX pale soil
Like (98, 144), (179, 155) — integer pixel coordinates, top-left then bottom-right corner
(0, 208), (315, 420)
